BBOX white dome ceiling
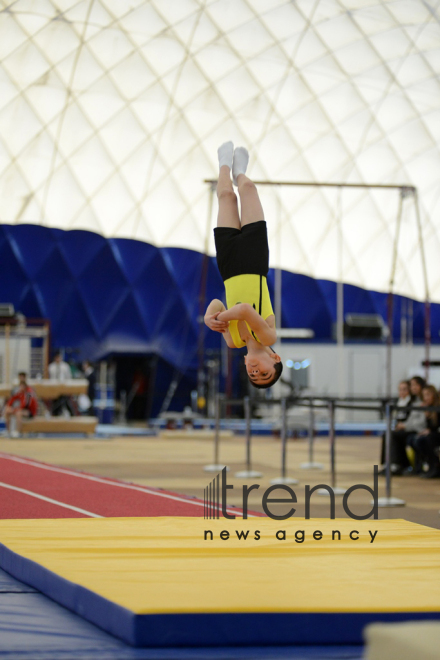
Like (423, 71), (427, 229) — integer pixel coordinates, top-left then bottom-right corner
(0, 0), (439, 301)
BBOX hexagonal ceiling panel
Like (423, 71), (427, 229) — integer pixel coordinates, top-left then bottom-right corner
(0, 0), (439, 302)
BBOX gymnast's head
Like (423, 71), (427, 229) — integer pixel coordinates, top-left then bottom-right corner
(244, 350), (283, 389)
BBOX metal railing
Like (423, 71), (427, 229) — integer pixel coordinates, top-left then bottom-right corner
(204, 395), (262, 478)
(203, 393), (440, 508)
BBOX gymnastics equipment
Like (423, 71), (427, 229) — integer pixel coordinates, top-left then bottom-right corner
(317, 400), (346, 497)
(204, 394), (263, 477)
(300, 398), (324, 470)
(293, 395), (407, 508)
(376, 400), (405, 507)
(21, 415), (98, 436)
(234, 396), (263, 478)
(203, 393), (229, 473)
(203, 391), (414, 509)
(270, 397), (298, 485)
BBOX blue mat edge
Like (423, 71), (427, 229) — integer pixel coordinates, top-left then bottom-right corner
(0, 543), (136, 645)
(1, 541), (440, 648)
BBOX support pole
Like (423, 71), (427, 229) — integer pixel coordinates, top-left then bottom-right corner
(386, 291), (394, 399)
(318, 400), (346, 496)
(275, 196), (282, 331)
(336, 187), (345, 402)
(386, 189), (405, 398)
(408, 299), (413, 345)
(424, 300), (431, 382)
(413, 191), (431, 382)
(275, 267), (282, 335)
(271, 398), (298, 485)
(235, 396), (263, 478)
(197, 183), (216, 415)
(301, 398), (324, 469)
(377, 401), (405, 507)
(204, 393), (228, 472)
(307, 400), (314, 465)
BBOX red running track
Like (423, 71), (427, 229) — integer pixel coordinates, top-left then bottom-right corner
(0, 452), (245, 519)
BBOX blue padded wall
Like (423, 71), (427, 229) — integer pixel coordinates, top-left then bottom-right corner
(0, 224), (224, 370)
(0, 224), (437, 376)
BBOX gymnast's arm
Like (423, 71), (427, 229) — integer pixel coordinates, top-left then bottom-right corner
(204, 300), (235, 347)
(204, 299), (229, 333)
(217, 303), (277, 345)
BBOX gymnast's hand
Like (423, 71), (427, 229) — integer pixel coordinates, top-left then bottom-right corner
(204, 311), (230, 333)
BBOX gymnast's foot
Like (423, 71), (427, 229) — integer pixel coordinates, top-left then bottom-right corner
(217, 141), (234, 170)
(232, 146), (249, 186)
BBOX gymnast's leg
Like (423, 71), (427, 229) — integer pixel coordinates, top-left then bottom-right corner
(217, 142), (240, 230)
(233, 147), (264, 227)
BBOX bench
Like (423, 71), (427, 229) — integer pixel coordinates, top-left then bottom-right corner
(22, 416), (98, 436)
(1, 380), (89, 399)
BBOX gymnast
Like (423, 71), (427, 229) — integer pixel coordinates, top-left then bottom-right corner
(204, 142), (283, 389)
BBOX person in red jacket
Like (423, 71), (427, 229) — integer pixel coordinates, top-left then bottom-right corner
(4, 372), (38, 436)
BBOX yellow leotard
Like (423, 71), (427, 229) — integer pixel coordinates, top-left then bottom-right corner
(224, 274), (274, 348)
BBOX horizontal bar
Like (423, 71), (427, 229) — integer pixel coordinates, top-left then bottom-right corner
(285, 400), (380, 412)
(283, 401), (331, 410)
(219, 395), (440, 414)
(331, 404), (383, 413)
(204, 179), (415, 192)
(292, 396), (388, 402)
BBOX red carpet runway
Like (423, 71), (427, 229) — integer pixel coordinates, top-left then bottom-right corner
(0, 452), (237, 519)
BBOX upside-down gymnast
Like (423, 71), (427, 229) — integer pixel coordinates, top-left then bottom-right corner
(204, 142), (283, 389)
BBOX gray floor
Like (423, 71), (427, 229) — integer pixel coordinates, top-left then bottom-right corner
(0, 569), (363, 660)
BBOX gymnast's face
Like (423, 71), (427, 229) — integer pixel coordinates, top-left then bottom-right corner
(244, 351), (280, 386)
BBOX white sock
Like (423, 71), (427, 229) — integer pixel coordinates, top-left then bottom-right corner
(232, 147), (249, 186)
(217, 141), (234, 170)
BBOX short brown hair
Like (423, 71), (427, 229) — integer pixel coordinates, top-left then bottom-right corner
(410, 376), (426, 389)
(248, 361), (283, 390)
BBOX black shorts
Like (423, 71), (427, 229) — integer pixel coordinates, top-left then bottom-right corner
(214, 220), (269, 282)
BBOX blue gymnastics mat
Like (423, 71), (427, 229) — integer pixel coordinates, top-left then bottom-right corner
(1, 517), (440, 651)
(0, 567), (363, 659)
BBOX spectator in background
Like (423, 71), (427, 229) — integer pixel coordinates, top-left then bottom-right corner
(381, 376), (426, 476)
(12, 371), (28, 393)
(49, 351), (74, 416)
(410, 385), (440, 479)
(48, 351), (71, 381)
(3, 372), (38, 437)
(380, 380), (411, 466)
(81, 360), (96, 415)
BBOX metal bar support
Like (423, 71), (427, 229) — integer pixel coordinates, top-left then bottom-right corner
(270, 398), (298, 485)
(235, 396), (263, 478)
(204, 393), (228, 472)
(300, 398), (324, 470)
(205, 179), (413, 191)
(413, 191), (431, 382)
(377, 401), (405, 507)
(318, 400), (346, 496)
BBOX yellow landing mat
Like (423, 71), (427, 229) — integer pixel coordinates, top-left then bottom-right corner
(0, 517), (439, 647)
